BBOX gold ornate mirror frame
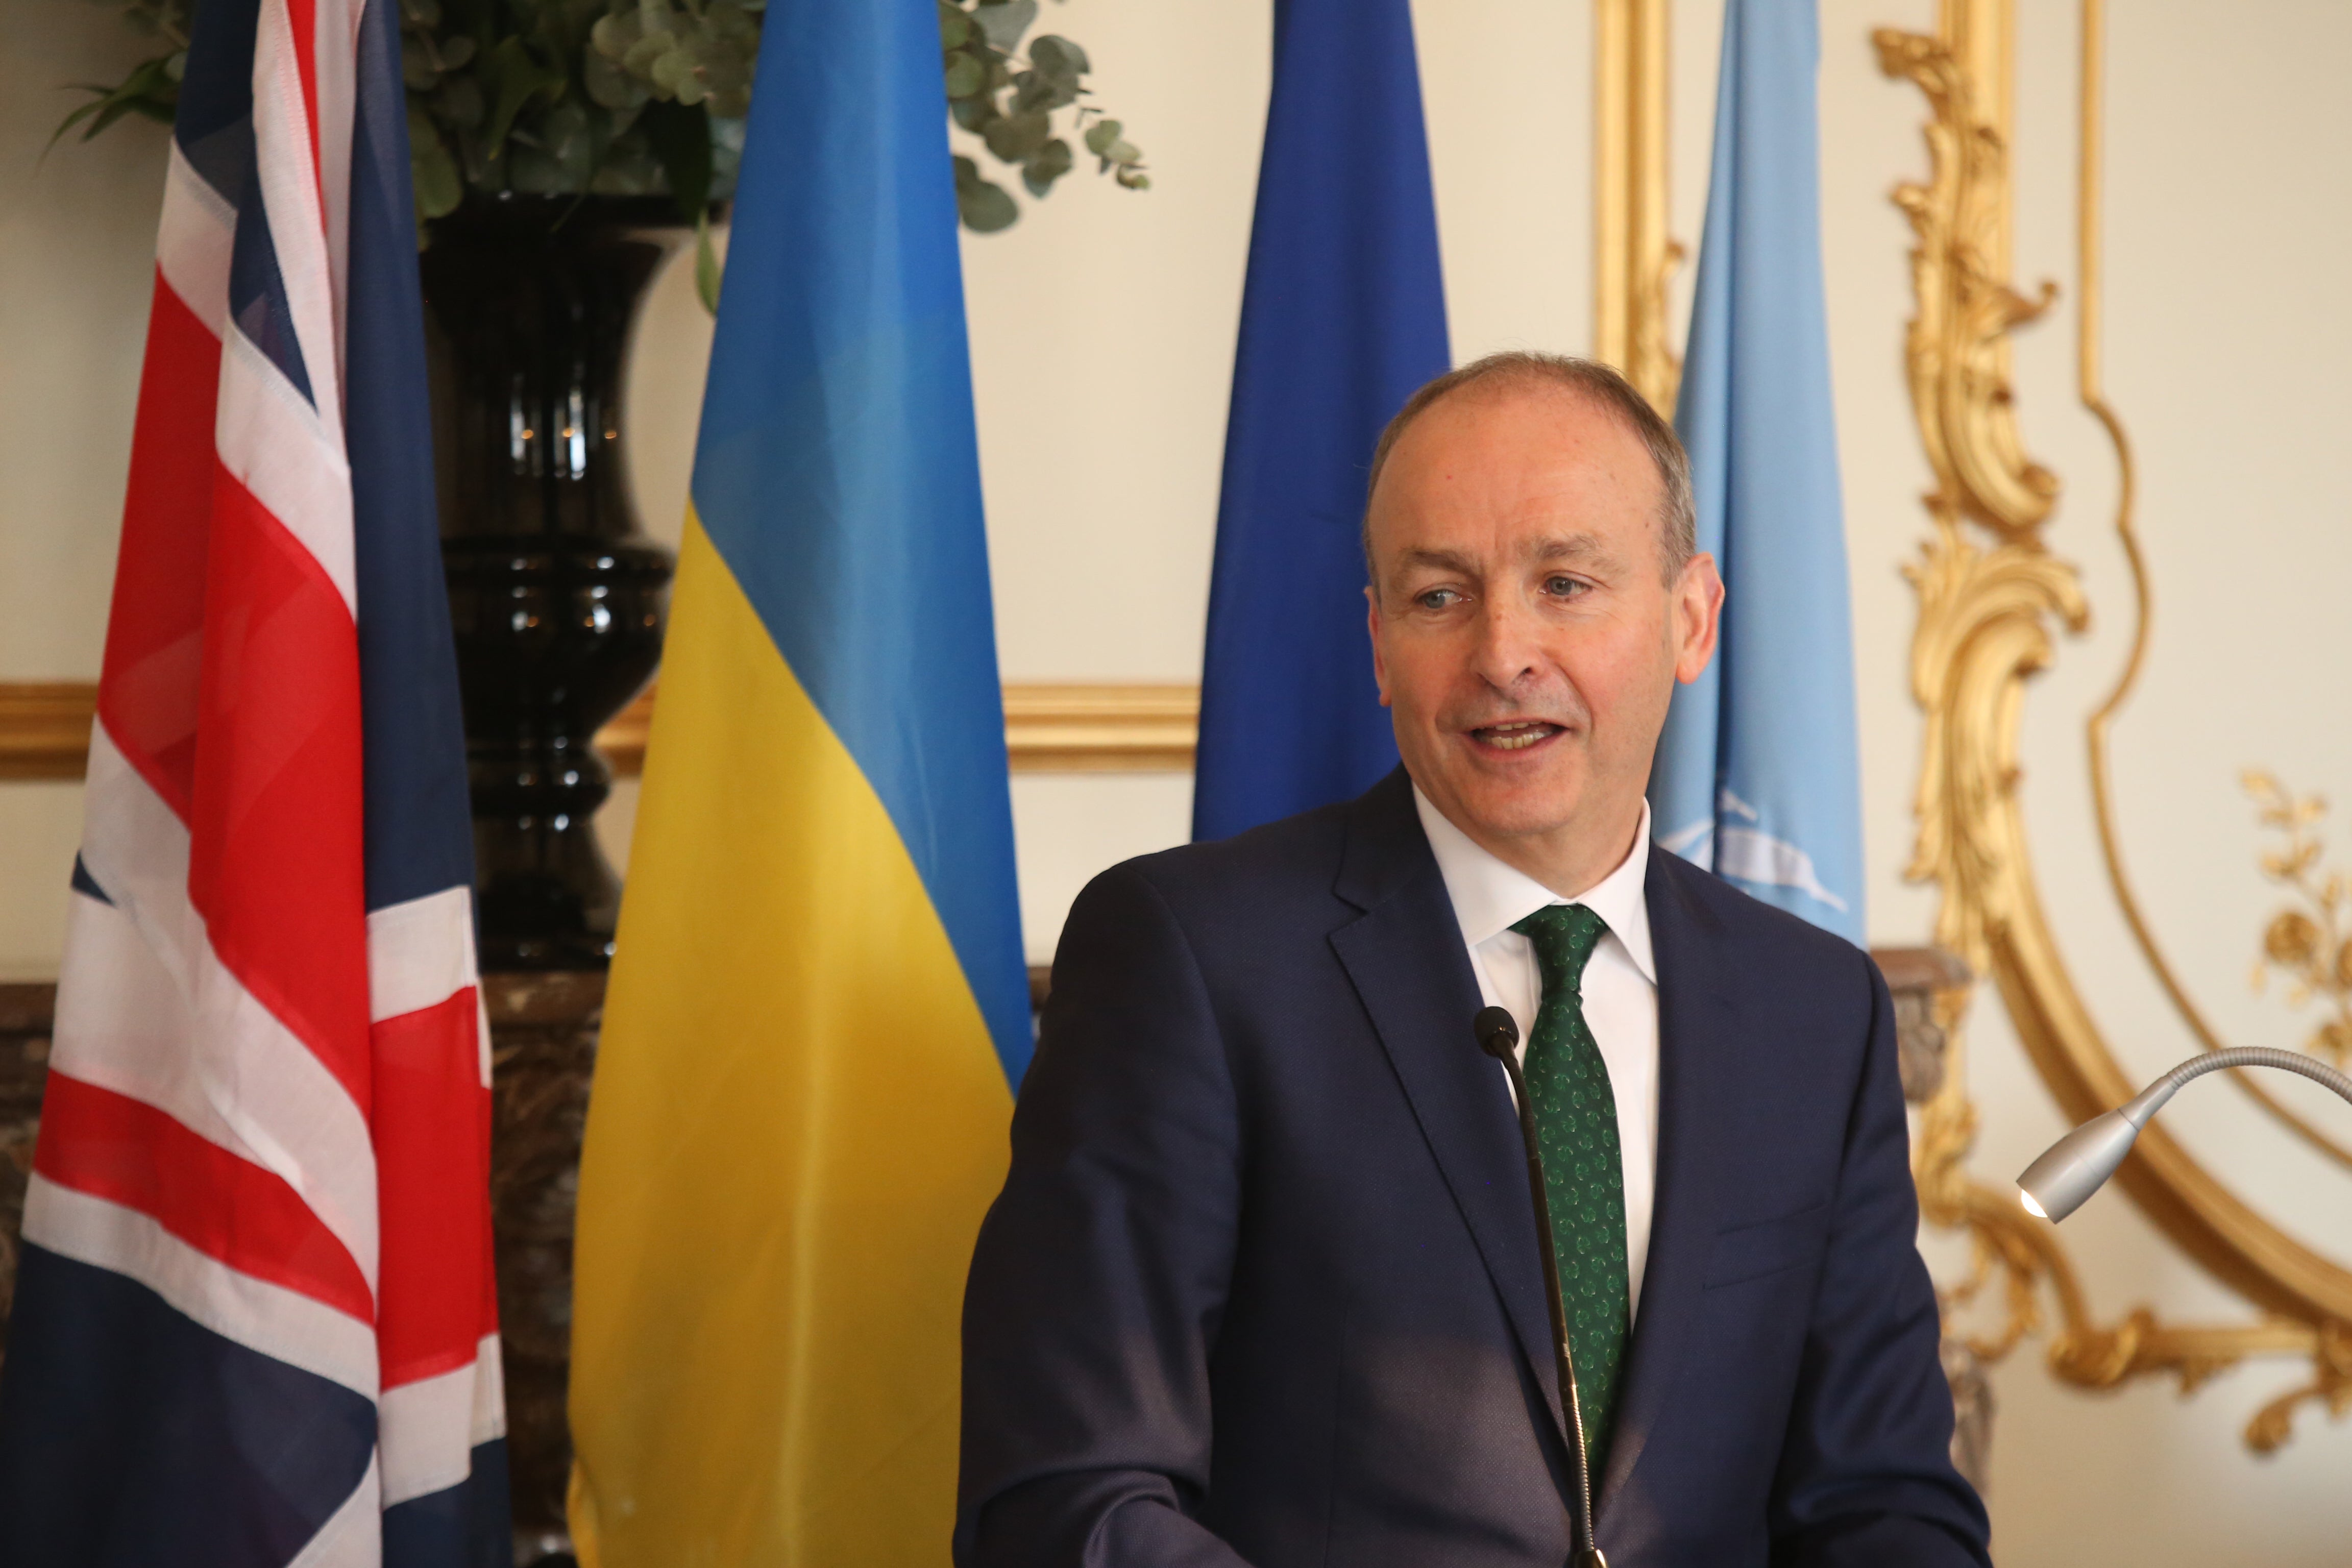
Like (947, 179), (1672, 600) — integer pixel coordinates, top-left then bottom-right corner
(1879, 0), (2352, 1449)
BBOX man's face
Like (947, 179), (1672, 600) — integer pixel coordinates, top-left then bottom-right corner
(1365, 384), (1721, 872)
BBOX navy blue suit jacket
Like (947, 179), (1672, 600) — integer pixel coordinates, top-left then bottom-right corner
(958, 771), (1991, 1566)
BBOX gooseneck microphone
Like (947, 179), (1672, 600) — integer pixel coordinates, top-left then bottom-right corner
(1476, 1005), (1608, 1568)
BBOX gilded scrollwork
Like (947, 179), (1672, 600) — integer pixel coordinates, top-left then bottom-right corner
(1881, 0), (2352, 1452)
(2245, 775), (2352, 1068)
(1872, 26), (2057, 548)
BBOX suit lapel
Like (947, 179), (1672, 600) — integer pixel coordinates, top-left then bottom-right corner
(1595, 849), (1742, 1521)
(1326, 773), (1570, 1444)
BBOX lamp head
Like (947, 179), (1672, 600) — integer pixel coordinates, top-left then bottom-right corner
(2016, 1108), (2143, 1223)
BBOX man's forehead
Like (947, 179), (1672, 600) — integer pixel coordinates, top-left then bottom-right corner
(1370, 395), (1659, 552)
(1380, 387), (1654, 507)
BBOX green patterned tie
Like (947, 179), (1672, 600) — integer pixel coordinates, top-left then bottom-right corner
(1510, 903), (1628, 1476)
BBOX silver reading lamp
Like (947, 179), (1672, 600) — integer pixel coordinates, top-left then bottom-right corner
(2017, 1048), (2352, 1223)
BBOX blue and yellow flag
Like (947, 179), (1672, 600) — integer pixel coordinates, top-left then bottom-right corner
(565, 1), (1029, 1558)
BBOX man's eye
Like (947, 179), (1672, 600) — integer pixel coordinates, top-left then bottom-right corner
(1416, 587), (1461, 610)
(1545, 575), (1587, 597)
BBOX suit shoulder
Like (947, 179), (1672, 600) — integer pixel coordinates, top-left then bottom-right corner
(1087, 795), (1356, 914)
(1651, 848), (1876, 992)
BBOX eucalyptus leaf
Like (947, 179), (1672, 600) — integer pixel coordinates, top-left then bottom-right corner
(972, 0), (1036, 53)
(622, 33), (674, 77)
(1083, 117), (1120, 156)
(661, 58), (708, 107)
(590, 13), (639, 58)
(1021, 136), (1071, 197)
(1007, 71), (1047, 115)
(1028, 35), (1087, 80)
(982, 108), (1049, 162)
(938, 2), (971, 51)
(943, 51), (986, 99)
(583, 48), (648, 110)
(957, 174), (1018, 233)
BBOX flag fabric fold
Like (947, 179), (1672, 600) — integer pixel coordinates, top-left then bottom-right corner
(1650, 0), (1866, 943)
(0, 0), (508, 1561)
(1190, 0), (1452, 842)
(563, 0), (1027, 1560)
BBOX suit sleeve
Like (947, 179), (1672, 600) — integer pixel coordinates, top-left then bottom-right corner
(1768, 950), (1994, 1568)
(954, 864), (1255, 1568)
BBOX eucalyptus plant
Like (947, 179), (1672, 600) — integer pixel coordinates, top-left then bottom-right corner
(58, 0), (1147, 243)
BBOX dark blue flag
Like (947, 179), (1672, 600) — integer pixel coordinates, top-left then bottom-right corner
(1191, 0), (1451, 841)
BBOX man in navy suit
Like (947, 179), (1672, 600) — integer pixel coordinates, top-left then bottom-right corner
(957, 354), (1991, 1566)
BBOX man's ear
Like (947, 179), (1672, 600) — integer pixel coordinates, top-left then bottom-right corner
(1365, 584), (1393, 707)
(1673, 552), (1724, 685)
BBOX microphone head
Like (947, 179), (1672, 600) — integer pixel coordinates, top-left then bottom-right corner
(1474, 1006), (1520, 1060)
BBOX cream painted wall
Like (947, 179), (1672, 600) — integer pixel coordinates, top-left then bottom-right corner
(0, 6), (166, 978)
(5, 1), (2351, 1560)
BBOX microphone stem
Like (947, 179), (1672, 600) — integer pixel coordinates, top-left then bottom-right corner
(1494, 1048), (1604, 1565)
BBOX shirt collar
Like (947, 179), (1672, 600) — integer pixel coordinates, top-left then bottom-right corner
(1412, 783), (1658, 985)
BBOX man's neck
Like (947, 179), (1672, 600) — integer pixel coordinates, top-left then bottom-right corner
(1444, 794), (1648, 903)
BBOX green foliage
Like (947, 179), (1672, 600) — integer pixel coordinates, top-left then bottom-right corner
(49, 0), (187, 148)
(942, 1), (1146, 215)
(401, 0), (747, 220)
(59, 0), (1147, 242)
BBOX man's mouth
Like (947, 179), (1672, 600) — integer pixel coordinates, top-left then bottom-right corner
(1469, 720), (1564, 752)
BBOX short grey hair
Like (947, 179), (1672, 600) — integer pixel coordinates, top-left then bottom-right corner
(1362, 351), (1697, 582)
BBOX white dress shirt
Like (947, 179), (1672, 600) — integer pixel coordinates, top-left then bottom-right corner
(1412, 787), (1660, 1317)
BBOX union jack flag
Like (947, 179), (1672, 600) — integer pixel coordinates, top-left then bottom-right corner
(0, 0), (508, 1560)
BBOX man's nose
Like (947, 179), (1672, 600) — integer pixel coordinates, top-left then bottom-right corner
(1469, 595), (1541, 691)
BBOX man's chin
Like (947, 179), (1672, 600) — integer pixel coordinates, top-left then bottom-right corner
(1429, 767), (1586, 843)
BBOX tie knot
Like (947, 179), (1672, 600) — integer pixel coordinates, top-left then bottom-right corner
(1511, 903), (1609, 995)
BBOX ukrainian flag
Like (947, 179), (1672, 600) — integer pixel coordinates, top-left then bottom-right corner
(565, 0), (1030, 1557)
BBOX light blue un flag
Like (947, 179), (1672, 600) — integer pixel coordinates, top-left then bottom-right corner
(1649, 0), (1865, 944)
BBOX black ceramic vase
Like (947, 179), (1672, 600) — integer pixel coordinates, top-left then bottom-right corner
(420, 197), (679, 971)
